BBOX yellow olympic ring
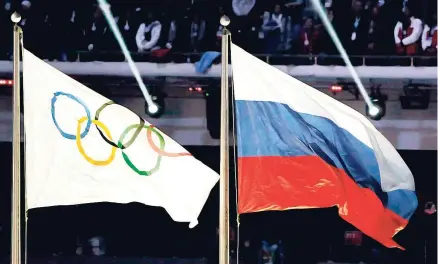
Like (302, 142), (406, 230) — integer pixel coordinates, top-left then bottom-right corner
(76, 117), (117, 166)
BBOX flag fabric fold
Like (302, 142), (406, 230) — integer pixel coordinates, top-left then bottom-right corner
(231, 43), (417, 249)
(23, 49), (219, 228)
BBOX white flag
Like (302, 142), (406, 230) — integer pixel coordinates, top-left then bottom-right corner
(23, 49), (219, 227)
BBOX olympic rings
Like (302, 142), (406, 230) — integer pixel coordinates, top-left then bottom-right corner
(119, 124), (163, 176)
(76, 117), (117, 166)
(50, 91), (192, 176)
(51, 92), (91, 140)
(94, 101), (145, 149)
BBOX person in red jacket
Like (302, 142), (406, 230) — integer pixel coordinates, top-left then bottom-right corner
(421, 12), (437, 55)
(393, 5), (423, 55)
(299, 17), (318, 54)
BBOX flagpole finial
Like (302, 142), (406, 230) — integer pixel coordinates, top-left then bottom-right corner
(220, 15), (230, 27)
(11, 12), (21, 23)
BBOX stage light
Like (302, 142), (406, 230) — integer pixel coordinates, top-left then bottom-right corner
(334, 81), (360, 99)
(330, 84), (343, 93)
(144, 90), (166, 118)
(148, 104), (159, 114)
(189, 86), (203, 93)
(145, 98), (164, 118)
(399, 83), (430, 110)
(0, 79), (13, 86)
(366, 103), (384, 120)
(366, 85), (387, 120)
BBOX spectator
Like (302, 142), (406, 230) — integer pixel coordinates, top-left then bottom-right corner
(367, 5), (377, 51)
(240, 239), (258, 264)
(299, 17), (320, 54)
(43, 0), (77, 61)
(367, 4), (382, 54)
(284, 0), (304, 52)
(4, 0), (10, 11)
(116, 6), (142, 52)
(60, 3), (89, 62)
(17, 0), (44, 58)
(314, 8), (336, 55)
(401, 0), (409, 12)
(190, 13), (205, 52)
(83, 5), (111, 53)
(214, 5), (226, 50)
(0, 0), (12, 59)
(261, 4), (285, 54)
(207, 226), (236, 264)
(323, 0), (333, 8)
(89, 236), (106, 256)
(232, 0), (256, 16)
(1, 0), (435, 59)
(347, 0), (370, 55)
(244, 13), (263, 54)
(157, 13), (177, 50)
(394, 4), (422, 56)
(421, 12), (437, 55)
(369, 0), (401, 55)
(258, 240), (282, 264)
(135, 12), (162, 52)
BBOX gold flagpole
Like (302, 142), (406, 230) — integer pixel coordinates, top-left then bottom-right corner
(11, 12), (22, 264)
(219, 15), (230, 264)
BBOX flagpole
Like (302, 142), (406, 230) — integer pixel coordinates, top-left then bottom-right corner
(219, 15), (230, 264)
(11, 12), (22, 264)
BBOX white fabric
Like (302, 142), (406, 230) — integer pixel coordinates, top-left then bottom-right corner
(402, 18), (422, 46)
(262, 12), (285, 32)
(135, 21), (162, 51)
(23, 49), (219, 227)
(422, 24), (437, 50)
(230, 43), (415, 193)
(394, 22), (403, 44)
(394, 17), (423, 45)
(21, 0), (31, 8)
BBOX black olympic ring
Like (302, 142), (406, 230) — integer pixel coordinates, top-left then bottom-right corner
(94, 101), (145, 150)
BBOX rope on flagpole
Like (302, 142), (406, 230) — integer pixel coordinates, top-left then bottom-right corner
(19, 28), (29, 264)
(228, 33), (241, 264)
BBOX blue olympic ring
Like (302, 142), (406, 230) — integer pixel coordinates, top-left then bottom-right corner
(51, 91), (92, 140)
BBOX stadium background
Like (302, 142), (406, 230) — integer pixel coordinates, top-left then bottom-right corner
(0, 0), (436, 263)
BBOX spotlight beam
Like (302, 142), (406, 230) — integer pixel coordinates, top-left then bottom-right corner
(97, 0), (158, 113)
(310, 0), (381, 117)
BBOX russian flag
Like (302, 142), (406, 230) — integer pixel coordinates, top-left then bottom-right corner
(231, 43), (418, 249)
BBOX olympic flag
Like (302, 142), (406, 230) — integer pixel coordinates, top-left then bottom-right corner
(23, 49), (219, 227)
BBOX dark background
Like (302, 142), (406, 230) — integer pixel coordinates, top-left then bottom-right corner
(0, 143), (435, 263)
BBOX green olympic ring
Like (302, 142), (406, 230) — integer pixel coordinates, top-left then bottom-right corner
(118, 124), (165, 176)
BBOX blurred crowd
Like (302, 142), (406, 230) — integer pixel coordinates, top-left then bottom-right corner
(0, 0), (436, 61)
